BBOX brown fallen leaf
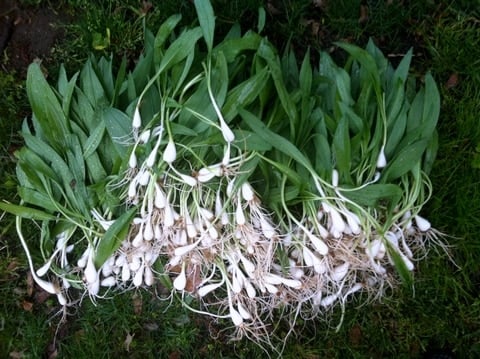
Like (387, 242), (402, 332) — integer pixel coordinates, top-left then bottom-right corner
(446, 73), (459, 89)
(6, 258), (20, 272)
(312, 0), (326, 8)
(185, 263), (202, 293)
(9, 351), (25, 359)
(22, 300), (33, 311)
(26, 271), (34, 297)
(132, 293), (142, 315)
(124, 332), (134, 352)
(359, 4), (369, 24)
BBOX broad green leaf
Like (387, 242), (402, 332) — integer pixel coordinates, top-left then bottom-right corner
(240, 108), (314, 177)
(336, 42), (381, 99)
(422, 130), (438, 174)
(171, 122), (199, 137)
(257, 6), (266, 33)
(80, 58), (108, 109)
(132, 51), (153, 92)
(281, 47), (299, 89)
(385, 106), (408, 158)
(210, 51), (228, 108)
(332, 115), (351, 182)
(94, 207), (137, 268)
(233, 130), (273, 152)
(266, 185), (299, 206)
(299, 49), (313, 126)
(158, 28), (203, 74)
(341, 183), (402, 208)
(383, 139), (428, 182)
(172, 51), (195, 97)
(222, 67), (269, 122)
(406, 87), (424, 134)
(384, 239), (413, 286)
(22, 133), (73, 183)
(57, 65), (79, 116)
(420, 73), (440, 139)
(339, 102), (365, 134)
(258, 40), (297, 124)
(365, 39), (388, 82)
(18, 187), (58, 212)
(70, 121), (108, 182)
(96, 55), (115, 101)
(83, 122), (106, 158)
(16, 146), (59, 184)
(312, 134), (332, 174)
(103, 108), (132, 158)
(0, 202), (56, 221)
(71, 87), (95, 131)
(67, 134), (86, 182)
(214, 31), (262, 62)
(112, 56), (127, 106)
(299, 49), (312, 97)
(154, 14), (182, 63)
(194, 0), (215, 53)
(26, 63), (69, 151)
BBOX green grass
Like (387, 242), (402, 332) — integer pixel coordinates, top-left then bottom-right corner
(1, 0), (480, 358)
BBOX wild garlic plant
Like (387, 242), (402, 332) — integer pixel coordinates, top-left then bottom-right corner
(1, 0), (445, 350)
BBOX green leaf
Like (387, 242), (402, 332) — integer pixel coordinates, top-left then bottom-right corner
(112, 56), (127, 106)
(171, 122), (199, 137)
(384, 239), (413, 286)
(0, 202), (56, 221)
(210, 51), (228, 107)
(336, 42), (381, 99)
(385, 103), (407, 157)
(194, 0), (215, 53)
(83, 122), (106, 158)
(240, 108), (314, 176)
(103, 108), (132, 158)
(258, 40), (297, 124)
(80, 58), (108, 109)
(214, 31), (262, 62)
(94, 207), (137, 268)
(18, 187), (58, 212)
(341, 183), (402, 208)
(158, 28), (203, 74)
(233, 130), (273, 152)
(312, 134), (332, 174)
(26, 63), (69, 151)
(420, 73), (440, 139)
(222, 67), (269, 122)
(16, 146), (59, 184)
(154, 14), (182, 63)
(257, 6), (266, 33)
(383, 139), (428, 182)
(422, 130), (438, 174)
(332, 115), (351, 182)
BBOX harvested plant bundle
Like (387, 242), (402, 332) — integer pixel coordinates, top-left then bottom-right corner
(1, 0), (443, 349)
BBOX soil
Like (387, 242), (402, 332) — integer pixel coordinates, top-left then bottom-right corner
(0, 0), (67, 77)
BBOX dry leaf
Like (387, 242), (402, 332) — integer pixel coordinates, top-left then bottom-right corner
(184, 263), (202, 293)
(312, 0), (326, 8)
(359, 5), (369, 24)
(132, 293), (142, 315)
(9, 351), (25, 359)
(124, 332), (134, 352)
(446, 73), (459, 89)
(22, 300), (33, 311)
(26, 271), (34, 297)
(7, 258), (19, 272)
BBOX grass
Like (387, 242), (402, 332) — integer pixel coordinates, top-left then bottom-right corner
(1, 0), (480, 357)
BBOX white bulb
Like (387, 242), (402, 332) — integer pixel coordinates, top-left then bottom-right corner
(163, 140), (177, 164)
